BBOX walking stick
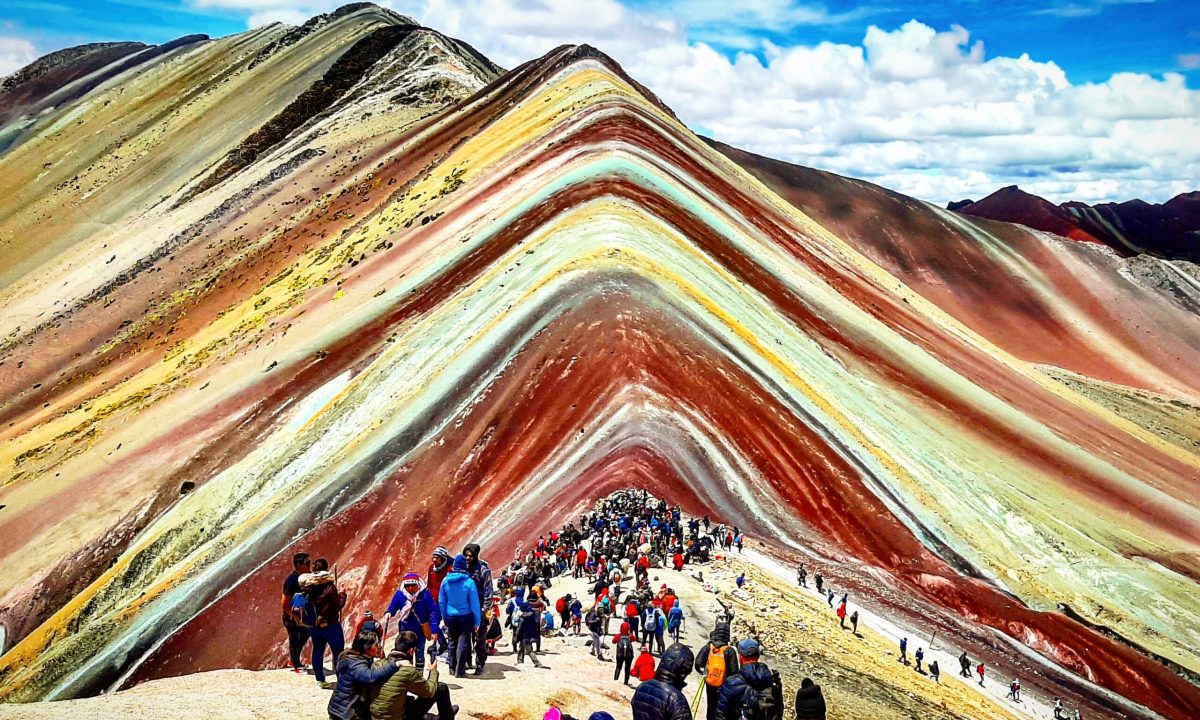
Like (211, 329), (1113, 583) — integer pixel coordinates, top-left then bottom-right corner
(690, 679), (705, 716)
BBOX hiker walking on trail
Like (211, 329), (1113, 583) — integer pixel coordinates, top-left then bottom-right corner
(696, 624), (740, 720)
(370, 630), (458, 720)
(327, 629), (399, 720)
(849, 610), (858, 634)
(614, 621), (636, 684)
(929, 660), (940, 683)
(959, 651), (971, 678)
(571, 596), (584, 636)
(515, 598), (543, 668)
(1053, 698), (1064, 719)
(463, 543), (493, 675)
(797, 565), (807, 588)
(915, 646), (924, 673)
(1009, 678), (1021, 701)
(713, 638), (782, 720)
(631, 642), (695, 720)
(794, 677), (827, 720)
(814, 572), (823, 594)
(306, 558), (347, 689)
(898, 637), (908, 664)
(977, 662), (986, 686)
(282, 552), (312, 674)
(836, 601), (847, 629)
(586, 603), (608, 661)
(667, 601), (684, 643)
(383, 572), (440, 669)
(438, 554), (481, 678)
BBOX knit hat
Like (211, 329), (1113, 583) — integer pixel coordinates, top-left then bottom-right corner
(432, 546), (450, 559)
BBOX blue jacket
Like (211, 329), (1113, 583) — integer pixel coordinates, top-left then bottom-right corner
(714, 662), (775, 720)
(516, 601), (541, 641)
(438, 555), (481, 627)
(384, 587), (440, 636)
(327, 650), (398, 720)
(506, 586), (526, 624)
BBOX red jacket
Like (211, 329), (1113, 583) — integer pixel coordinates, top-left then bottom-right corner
(632, 651), (656, 681)
(662, 594), (677, 614)
(427, 561), (450, 602)
(575, 548), (587, 565)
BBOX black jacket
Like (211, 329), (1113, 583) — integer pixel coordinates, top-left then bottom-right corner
(794, 682), (827, 719)
(694, 624), (739, 684)
(714, 662), (776, 720)
(327, 650), (398, 720)
(632, 643), (695, 720)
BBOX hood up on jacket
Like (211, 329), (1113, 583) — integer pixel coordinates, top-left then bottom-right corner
(709, 623), (731, 644)
(451, 553), (470, 573)
(739, 661), (774, 689)
(656, 642), (694, 689)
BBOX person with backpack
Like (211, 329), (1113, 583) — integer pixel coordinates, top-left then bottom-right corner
(814, 573), (823, 594)
(383, 572), (440, 669)
(614, 621), (637, 684)
(306, 558), (347, 689)
(631, 642), (695, 720)
(570, 596), (584, 636)
(370, 630), (458, 720)
(713, 638), (782, 720)
(586, 603), (608, 661)
(695, 624), (740, 720)
(327, 629), (399, 720)
(438, 554), (481, 678)
(793, 677), (827, 720)
(914, 646), (924, 673)
(959, 651), (972, 678)
(515, 599), (544, 668)
(898, 637), (908, 665)
(282, 552), (312, 673)
(632, 643), (657, 683)
(667, 602), (684, 643)
(929, 660), (940, 683)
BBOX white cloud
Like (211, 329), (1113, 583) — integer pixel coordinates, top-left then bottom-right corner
(207, 0), (1200, 205)
(0, 35), (38, 78)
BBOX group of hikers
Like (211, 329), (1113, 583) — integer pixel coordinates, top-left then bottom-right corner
(279, 488), (1075, 720)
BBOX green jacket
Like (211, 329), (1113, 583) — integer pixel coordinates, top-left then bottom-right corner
(369, 657), (439, 719)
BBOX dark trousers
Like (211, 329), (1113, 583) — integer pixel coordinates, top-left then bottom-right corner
(283, 617), (309, 669)
(614, 654), (632, 683)
(446, 615), (474, 676)
(309, 623), (344, 682)
(705, 684), (720, 720)
(655, 631), (665, 653)
(412, 633), (427, 669)
(475, 621), (489, 669)
(406, 681), (455, 717)
(627, 615), (640, 637)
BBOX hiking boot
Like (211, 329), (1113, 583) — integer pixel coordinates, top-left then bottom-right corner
(472, 667), (485, 675)
(318, 680), (335, 690)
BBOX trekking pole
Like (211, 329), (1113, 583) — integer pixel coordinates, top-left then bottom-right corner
(690, 678), (704, 716)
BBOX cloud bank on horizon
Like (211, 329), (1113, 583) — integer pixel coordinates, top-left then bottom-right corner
(2, 0), (1198, 205)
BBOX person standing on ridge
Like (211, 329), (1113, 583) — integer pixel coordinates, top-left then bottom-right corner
(825, 590), (834, 608)
(631, 642), (695, 720)
(898, 637), (908, 665)
(849, 610), (859, 635)
(929, 660), (940, 683)
(281, 552), (311, 674)
(307, 558), (346, 690)
(836, 601), (847, 629)
(438, 554), (481, 678)
(713, 638), (782, 720)
(797, 565), (807, 588)
(383, 572), (440, 670)
(814, 572), (823, 594)
(959, 651), (971, 678)
(463, 543), (493, 675)
(977, 662), (986, 686)
(695, 624), (740, 720)
(914, 646), (924, 673)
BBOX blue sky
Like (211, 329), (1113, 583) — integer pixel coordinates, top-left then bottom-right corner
(1, 1), (1196, 203)
(3, 0), (1197, 87)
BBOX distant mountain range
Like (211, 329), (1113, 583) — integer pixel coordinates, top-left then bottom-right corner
(950, 185), (1200, 262)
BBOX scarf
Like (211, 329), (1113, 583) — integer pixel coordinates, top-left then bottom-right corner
(395, 572), (426, 623)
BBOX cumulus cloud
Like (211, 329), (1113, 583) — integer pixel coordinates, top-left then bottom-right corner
(207, 0), (1199, 205)
(0, 35), (38, 78)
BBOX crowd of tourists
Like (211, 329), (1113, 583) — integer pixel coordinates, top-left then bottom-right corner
(279, 489), (1076, 720)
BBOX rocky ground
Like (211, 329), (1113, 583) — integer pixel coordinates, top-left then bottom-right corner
(0, 543), (1041, 720)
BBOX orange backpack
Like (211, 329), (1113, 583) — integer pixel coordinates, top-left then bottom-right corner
(705, 644), (728, 686)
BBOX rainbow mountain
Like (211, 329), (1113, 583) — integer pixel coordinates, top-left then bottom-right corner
(0, 4), (1198, 718)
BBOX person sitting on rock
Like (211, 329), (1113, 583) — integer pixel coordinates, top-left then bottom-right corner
(714, 638), (782, 720)
(327, 629), (398, 720)
(631, 643), (695, 720)
(370, 630), (458, 720)
(793, 677), (827, 720)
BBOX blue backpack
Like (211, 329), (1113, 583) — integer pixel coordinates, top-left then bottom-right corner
(291, 592), (317, 628)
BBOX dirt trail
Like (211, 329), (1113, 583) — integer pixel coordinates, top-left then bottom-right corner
(0, 544), (1035, 719)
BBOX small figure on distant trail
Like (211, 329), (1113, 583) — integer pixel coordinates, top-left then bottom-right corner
(929, 660), (940, 683)
(915, 646), (924, 673)
(797, 565), (807, 588)
(1053, 698), (1064, 719)
(836, 601), (847, 629)
(735, 533), (744, 553)
(630, 643), (695, 720)
(814, 572), (824, 594)
(959, 651), (971, 677)
(899, 637), (908, 665)
(794, 677), (827, 720)
(1008, 678), (1021, 701)
(826, 590), (834, 608)
(736, 573), (746, 589)
(977, 662), (986, 686)
(850, 610), (859, 634)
